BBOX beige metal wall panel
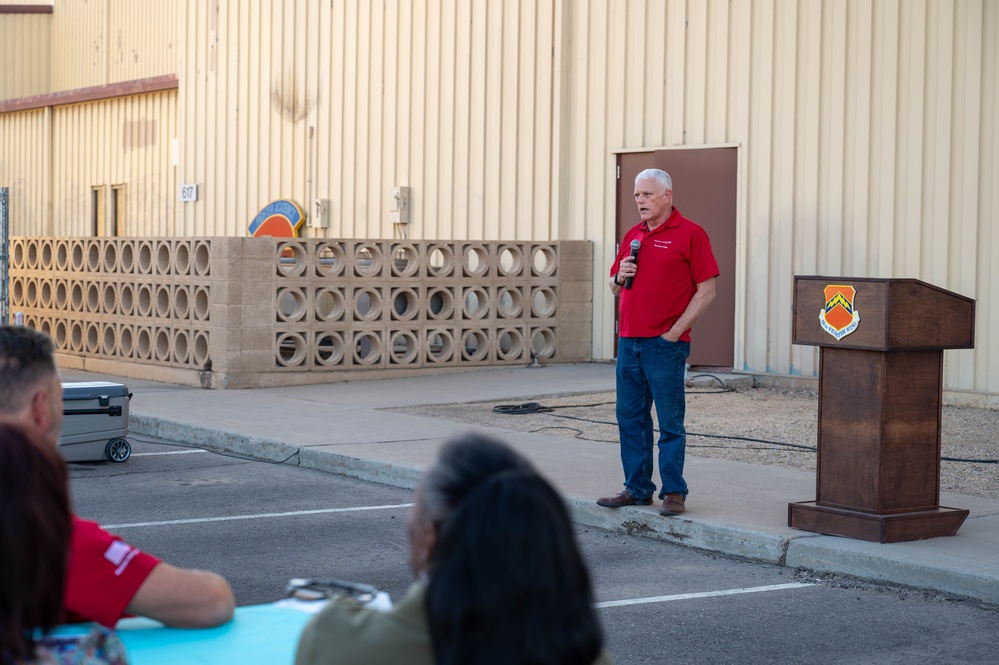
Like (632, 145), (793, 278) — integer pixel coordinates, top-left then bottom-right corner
(50, 0), (108, 90)
(563, 0), (997, 399)
(49, 0), (177, 91)
(49, 90), (176, 236)
(0, 109), (52, 235)
(4, 0), (995, 399)
(0, 13), (51, 99)
(106, 0), (179, 83)
(178, 0), (313, 237)
(177, 0), (556, 243)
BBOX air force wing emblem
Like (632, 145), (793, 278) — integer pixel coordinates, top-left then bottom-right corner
(819, 285), (861, 340)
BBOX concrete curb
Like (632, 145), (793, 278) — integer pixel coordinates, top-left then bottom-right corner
(128, 414), (999, 606)
(136, 412), (796, 566)
(785, 538), (999, 606)
(568, 499), (798, 565)
(130, 414), (301, 465)
(297, 447), (422, 490)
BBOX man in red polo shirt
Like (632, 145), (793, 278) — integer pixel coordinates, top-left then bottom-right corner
(597, 169), (718, 516)
(0, 325), (234, 628)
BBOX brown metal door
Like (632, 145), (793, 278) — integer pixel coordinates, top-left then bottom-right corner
(614, 149), (737, 367)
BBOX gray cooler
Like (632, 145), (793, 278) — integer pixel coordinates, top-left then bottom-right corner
(60, 382), (132, 463)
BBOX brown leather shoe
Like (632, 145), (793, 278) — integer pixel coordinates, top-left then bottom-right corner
(659, 493), (685, 516)
(596, 490), (653, 508)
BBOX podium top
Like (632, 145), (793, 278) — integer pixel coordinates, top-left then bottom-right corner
(792, 276), (975, 351)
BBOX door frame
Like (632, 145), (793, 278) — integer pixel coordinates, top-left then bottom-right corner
(613, 144), (740, 368)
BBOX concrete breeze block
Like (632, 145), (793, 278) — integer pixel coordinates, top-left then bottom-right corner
(11, 237), (595, 388)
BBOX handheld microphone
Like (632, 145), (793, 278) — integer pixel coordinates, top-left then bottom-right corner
(624, 239), (640, 289)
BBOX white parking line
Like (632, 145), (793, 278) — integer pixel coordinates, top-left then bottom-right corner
(131, 449), (209, 457)
(102, 503), (415, 530)
(595, 582), (815, 608)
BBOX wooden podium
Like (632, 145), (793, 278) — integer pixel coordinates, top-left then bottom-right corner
(788, 277), (975, 543)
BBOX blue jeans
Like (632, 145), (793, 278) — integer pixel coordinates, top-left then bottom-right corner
(615, 336), (690, 501)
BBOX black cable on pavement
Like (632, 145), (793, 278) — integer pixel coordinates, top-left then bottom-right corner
(687, 431), (816, 451)
(686, 373), (737, 392)
(493, 404), (816, 450)
(492, 402), (554, 415)
(491, 389), (728, 416)
(491, 401), (999, 463)
(941, 456), (999, 464)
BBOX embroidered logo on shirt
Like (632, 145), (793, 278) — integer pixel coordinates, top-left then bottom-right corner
(104, 540), (139, 576)
(653, 239), (672, 249)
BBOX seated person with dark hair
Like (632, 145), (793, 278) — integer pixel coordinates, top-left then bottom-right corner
(0, 423), (129, 664)
(0, 326), (234, 629)
(295, 433), (613, 665)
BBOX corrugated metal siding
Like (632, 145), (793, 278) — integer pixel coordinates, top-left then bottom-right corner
(50, 0), (177, 91)
(107, 0), (179, 83)
(2, 0), (996, 399)
(50, 0), (107, 90)
(567, 0), (998, 397)
(49, 90), (177, 236)
(0, 109), (51, 234)
(0, 13), (51, 99)
(177, 0), (556, 242)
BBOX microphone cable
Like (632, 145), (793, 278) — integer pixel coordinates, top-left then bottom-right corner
(491, 400), (999, 464)
(491, 379), (735, 417)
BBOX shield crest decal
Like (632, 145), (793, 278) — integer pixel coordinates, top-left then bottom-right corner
(819, 284), (861, 340)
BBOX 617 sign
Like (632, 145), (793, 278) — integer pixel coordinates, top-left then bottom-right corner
(179, 184), (198, 202)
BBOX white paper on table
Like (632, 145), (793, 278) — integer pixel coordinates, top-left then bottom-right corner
(273, 591), (392, 614)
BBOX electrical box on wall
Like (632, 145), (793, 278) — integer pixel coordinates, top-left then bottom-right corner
(310, 198), (330, 228)
(390, 186), (409, 225)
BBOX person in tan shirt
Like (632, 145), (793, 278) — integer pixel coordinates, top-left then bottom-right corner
(296, 434), (613, 665)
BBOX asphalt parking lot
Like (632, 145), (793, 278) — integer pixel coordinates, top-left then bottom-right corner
(68, 434), (999, 664)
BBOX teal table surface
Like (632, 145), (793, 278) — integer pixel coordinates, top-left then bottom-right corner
(115, 604), (314, 664)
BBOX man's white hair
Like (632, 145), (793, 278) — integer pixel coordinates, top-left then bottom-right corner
(635, 168), (672, 192)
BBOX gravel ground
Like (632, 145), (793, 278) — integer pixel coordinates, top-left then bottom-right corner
(393, 387), (999, 500)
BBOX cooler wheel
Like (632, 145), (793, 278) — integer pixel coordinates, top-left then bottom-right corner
(106, 438), (131, 463)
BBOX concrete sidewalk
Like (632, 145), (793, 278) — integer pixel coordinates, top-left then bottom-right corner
(61, 363), (999, 606)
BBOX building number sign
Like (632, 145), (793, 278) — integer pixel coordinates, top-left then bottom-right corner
(179, 184), (198, 202)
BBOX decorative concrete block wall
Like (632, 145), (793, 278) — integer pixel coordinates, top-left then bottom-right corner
(9, 237), (593, 388)
(10, 238), (212, 385)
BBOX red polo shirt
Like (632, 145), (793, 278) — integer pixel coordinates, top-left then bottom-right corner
(63, 516), (161, 627)
(611, 206), (719, 341)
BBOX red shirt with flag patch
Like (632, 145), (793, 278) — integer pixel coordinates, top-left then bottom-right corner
(63, 516), (161, 627)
